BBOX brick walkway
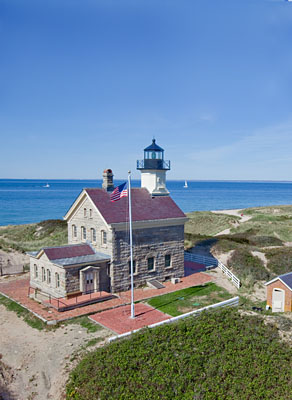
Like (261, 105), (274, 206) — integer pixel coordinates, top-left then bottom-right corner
(90, 303), (171, 334)
(0, 272), (213, 323)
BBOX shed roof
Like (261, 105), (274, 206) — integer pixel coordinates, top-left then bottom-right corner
(265, 271), (292, 291)
(85, 187), (186, 224)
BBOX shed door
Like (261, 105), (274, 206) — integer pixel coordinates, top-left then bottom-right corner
(272, 288), (285, 312)
(85, 272), (94, 293)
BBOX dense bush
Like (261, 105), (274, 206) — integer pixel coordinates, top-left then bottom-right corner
(227, 248), (270, 284)
(266, 248), (292, 276)
(66, 308), (292, 400)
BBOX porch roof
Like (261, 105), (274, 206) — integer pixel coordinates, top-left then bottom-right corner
(53, 252), (110, 267)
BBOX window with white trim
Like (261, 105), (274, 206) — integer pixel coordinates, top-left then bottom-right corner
(101, 230), (107, 245)
(41, 267), (46, 282)
(55, 272), (60, 288)
(89, 208), (93, 218)
(72, 224), (77, 238)
(34, 264), (38, 278)
(147, 257), (154, 271)
(128, 260), (136, 274)
(165, 254), (171, 268)
(84, 208), (87, 217)
(81, 226), (86, 240)
(91, 228), (96, 242)
(47, 269), (51, 284)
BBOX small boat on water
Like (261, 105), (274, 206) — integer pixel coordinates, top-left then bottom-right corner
(43, 183), (50, 188)
(183, 180), (188, 188)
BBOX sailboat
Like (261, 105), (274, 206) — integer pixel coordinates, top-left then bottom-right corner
(43, 183), (50, 188)
(183, 180), (188, 188)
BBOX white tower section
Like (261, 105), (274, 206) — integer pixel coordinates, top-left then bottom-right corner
(137, 139), (170, 196)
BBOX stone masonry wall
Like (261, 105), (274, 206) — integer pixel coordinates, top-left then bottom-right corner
(111, 225), (185, 293)
(67, 196), (113, 256)
(30, 254), (66, 298)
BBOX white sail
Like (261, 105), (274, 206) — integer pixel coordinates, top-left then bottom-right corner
(184, 180), (188, 188)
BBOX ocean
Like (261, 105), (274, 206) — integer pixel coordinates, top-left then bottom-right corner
(0, 179), (292, 226)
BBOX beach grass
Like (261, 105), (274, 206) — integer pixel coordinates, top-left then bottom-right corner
(0, 219), (67, 252)
(185, 211), (240, 236)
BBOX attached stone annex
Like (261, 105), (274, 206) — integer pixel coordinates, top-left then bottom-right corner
(29, 140), (187, 299)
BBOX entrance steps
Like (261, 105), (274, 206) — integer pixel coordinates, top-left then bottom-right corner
(147, 279), (165, 290)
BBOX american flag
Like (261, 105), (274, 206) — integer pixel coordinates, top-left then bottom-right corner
(110, 182), (128, 202)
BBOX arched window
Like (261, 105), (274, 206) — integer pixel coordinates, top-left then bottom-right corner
(84, 208), (87, 217)
(41, 267), (46, 282)
(89, 209), (93, 218)
(47, 269), (51, 284)
(72, 224), (77, 238)
(34, 264), (38, 278)
(101, 230), (107, 245)
(81, 226), (86, 240)
(55, 272), (60, 288)
(91, 228), (96, 242)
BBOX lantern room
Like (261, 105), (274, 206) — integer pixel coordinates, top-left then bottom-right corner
(137, 139), (170, 196)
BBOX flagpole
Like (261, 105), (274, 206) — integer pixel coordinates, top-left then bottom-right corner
(128, 171), (135, 319)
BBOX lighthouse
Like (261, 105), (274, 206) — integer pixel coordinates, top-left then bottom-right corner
(137, 139), (170, 196)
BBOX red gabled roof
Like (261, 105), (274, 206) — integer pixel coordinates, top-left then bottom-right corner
(85, 188), (186, 224)
(43, 244), (95, 260)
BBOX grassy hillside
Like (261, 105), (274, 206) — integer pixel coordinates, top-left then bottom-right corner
(0, 219), (67, 252)
(66, 308), (292, 400)
(185, 205), (292, 286)
(185, 211), (239, 236)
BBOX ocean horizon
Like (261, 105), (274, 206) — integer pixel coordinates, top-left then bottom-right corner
(0, 179), (292, 226)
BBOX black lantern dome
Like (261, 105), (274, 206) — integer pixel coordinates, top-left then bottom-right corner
(137, 139), (170, 170)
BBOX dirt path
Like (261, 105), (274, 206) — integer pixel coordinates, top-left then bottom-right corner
(212, 209), (252, 236)
(0, 306), (111, 400)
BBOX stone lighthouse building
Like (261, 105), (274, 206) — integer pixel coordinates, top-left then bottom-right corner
(29, 140), (187, 299)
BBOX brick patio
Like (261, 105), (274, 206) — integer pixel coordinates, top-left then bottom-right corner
(90, 303), (171, 334)
(0, 270), (213, 323)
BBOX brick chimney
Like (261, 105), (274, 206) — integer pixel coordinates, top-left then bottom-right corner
(102, 169), (114, 192)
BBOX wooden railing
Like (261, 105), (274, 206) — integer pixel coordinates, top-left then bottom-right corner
(184, 251), (241, 288)
(217, 260), (241, 289)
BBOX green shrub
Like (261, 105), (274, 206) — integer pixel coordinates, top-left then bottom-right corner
(266, 248), (292, 276)
(66, 308), (292, 400)
(227, 248), (270, 284)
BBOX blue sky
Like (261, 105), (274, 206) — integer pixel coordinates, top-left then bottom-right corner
(1, 0), (292, 180)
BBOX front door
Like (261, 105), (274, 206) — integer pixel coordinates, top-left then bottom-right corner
(272, 288), (285, 312)
(85, 272), (94, 293)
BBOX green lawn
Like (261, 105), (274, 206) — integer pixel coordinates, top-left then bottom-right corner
(147, 283), (231, 316)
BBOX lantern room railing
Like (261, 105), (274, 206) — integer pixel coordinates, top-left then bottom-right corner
(137, 159), (170, 170)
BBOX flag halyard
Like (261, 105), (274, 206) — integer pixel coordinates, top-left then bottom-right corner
(110, 182), (128, 202)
